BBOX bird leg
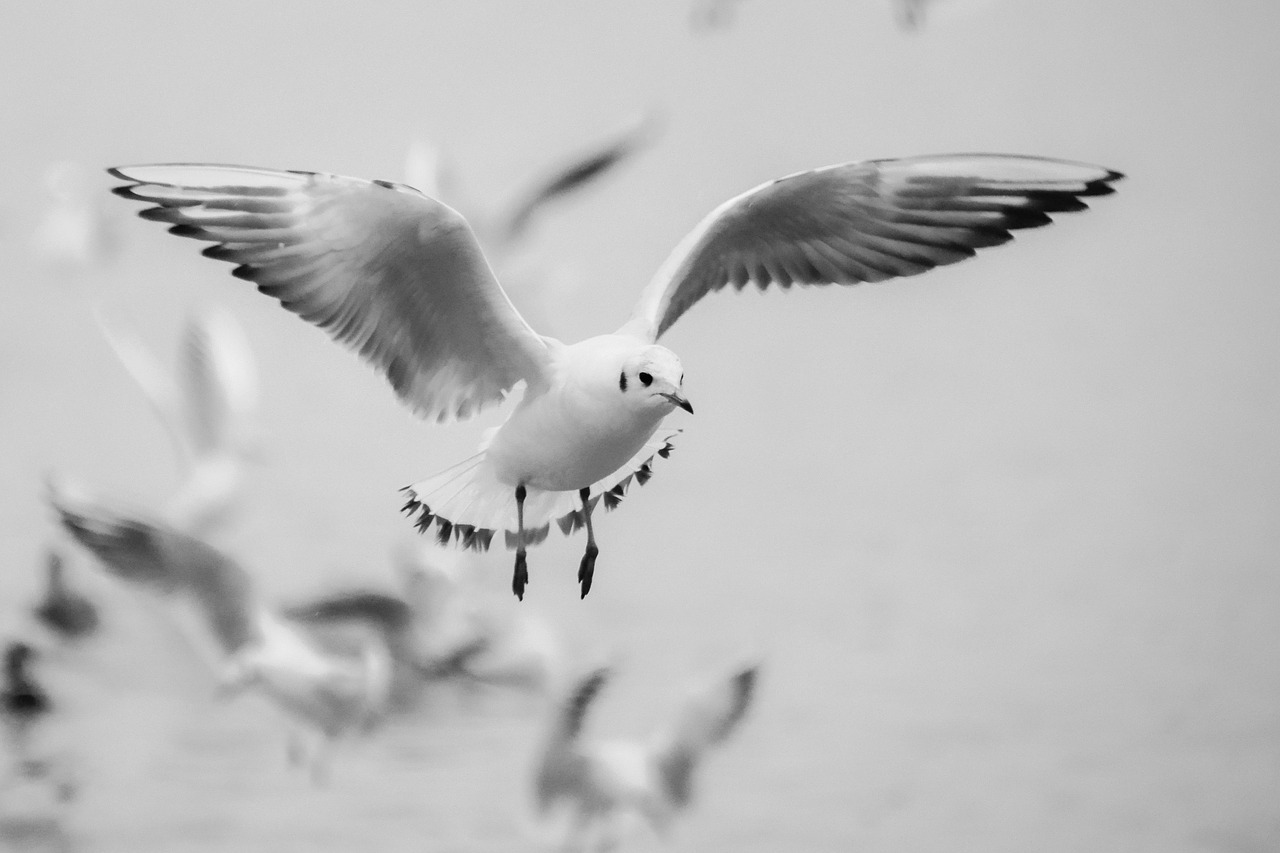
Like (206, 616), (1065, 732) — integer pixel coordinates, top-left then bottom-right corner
(577, 487), (598, 598)
(513, 484), (528, 600)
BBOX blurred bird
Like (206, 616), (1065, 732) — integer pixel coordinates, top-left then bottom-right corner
(689, 0), (746, 30)
(106, 153), (1122, 600)
(281, 586), (492, 709)
(533, 662), (759, 852)
(32, 548), (99, 642)
(402, 112), (660, 254)
(284, 541), (561, 700)
(0, 756), (76, 853)
(393, 541), (563, 691)
(96, 306), (260, 538)
(886, 0), (999, 31)
(691, 0), (996, 32)
(403, 114), (661, 338)
(31, 160), (121, 279)
(1, 643), (52, 747)
(50, 486), (391, 784)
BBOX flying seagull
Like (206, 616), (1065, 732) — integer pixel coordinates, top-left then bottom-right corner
(106, 153), (1122, 599)
(32, 548), (99, 641)
(1, 642), (52, 748)
(96, 306), (260, 538)
(406, 111), (661, 253)
(533, 662), (759, 851)
(50, 486), (391, 783)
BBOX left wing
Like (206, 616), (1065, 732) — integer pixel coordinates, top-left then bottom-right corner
(622, 154), (1123, 341)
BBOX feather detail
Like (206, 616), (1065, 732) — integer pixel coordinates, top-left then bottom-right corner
(401, 429), (680, 551)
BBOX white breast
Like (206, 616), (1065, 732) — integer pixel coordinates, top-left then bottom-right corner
(485, 337), (667, 492)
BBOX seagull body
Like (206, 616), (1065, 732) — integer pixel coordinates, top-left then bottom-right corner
(50, 488), (390, 782)
(107, 153), (1122, 598)
(534, 663), (759, 851)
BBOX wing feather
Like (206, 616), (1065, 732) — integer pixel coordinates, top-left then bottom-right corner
(623, 154), (1123, 340)
(50, 490), (260, 653)
(109, 164), (554, 422)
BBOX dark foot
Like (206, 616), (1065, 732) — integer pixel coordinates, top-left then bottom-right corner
(577, 544), (598, 599)
(513, 549), (528, 601)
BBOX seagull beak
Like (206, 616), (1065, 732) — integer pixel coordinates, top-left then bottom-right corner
(660, 392), (694, 414)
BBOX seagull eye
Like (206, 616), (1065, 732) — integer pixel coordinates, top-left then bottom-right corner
(639, 372), (653, 387)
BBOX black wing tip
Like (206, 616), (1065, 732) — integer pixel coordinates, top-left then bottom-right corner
(1082, 168), (1126, 196)
(732, 663), (761, 698)
(577, 665), (613, 698)
(105, 165), (136, 182)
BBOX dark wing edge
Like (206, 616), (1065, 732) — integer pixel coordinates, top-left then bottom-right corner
(624, 154), (1124, 341)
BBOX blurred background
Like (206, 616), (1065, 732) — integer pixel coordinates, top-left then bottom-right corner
(1, 1), (1278, 851)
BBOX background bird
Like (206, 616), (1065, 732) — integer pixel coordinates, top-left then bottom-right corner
(406, 111), (662, 255)
(49, 484), (391, 784)
(533, 661), (759, 852)
(30, 160), (121, 284)
(106, 154), (1121, 600)
(1, 642), (52, 750)
(95, 306), (260, 539)
(284, 541), (563, 702)
(31, 548), (98, 642)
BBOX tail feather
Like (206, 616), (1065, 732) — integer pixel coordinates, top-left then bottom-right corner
(402, 429), (680, 553)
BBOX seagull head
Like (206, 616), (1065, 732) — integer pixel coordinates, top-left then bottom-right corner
(618, 345), (692, 415)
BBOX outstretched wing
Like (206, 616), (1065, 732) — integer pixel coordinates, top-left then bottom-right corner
(652, 662), (759, 808)
(555, 665), (613, 745)
(178, 307), (259, 460)
(95, 311), (185, 461)
(50, 487), (259, 654)
(623, 154), (1123, 341)
(495, 111), (660, 247)
(108, 164), (554, 422)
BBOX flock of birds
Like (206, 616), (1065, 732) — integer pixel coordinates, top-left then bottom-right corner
(4, 4), (1123, 850)
(5, 115), (768, 852)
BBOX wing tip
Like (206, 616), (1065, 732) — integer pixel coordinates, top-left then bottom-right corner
(1082, 168), (1126, 196)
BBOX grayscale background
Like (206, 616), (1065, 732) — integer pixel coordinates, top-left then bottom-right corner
(0, 1), (1276, 851)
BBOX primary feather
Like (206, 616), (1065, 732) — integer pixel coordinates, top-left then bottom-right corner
(623, 154), (1123, 340)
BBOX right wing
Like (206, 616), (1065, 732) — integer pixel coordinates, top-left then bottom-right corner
(109, 164), (555, 422)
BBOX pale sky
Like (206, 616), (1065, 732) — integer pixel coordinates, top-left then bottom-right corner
(1, 3), (1278, 851)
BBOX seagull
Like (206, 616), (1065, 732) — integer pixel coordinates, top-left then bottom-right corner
(284, 541), (561, 697)
(533, 662), (759, 851)
(96, 306), (260, 538)
(886, 0), (998, 32)
(691, 0), (996, 32)
(49, 486), (392, 784)
(31, 160), (121, 280)
(1, 643), (52, 749)
(281, 585), (493, 709)
(105, 153), (1122, 599)
(402, 114), (661, 338)
(402, 111), (660, 253)
(32, 548), (99, 641)
(391, 541), (563, 692)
